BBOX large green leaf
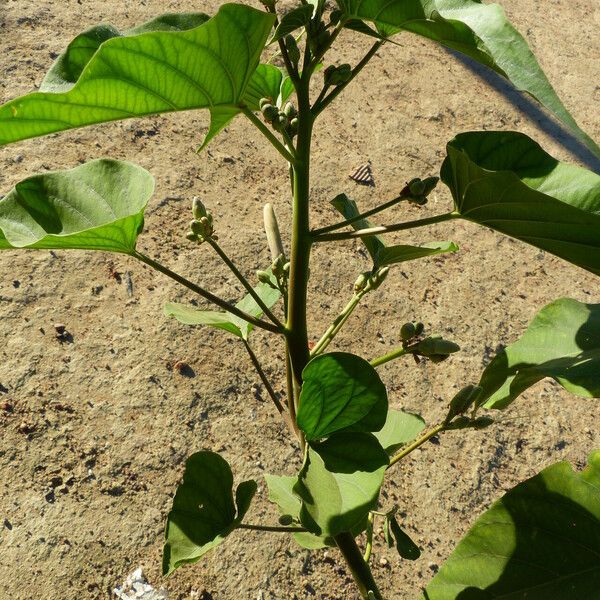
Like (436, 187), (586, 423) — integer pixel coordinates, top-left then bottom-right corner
(163, 451), (257, 576)
(477, 298), (600, 410)
(373, 409), (426, 455)
(294, 432), (389, 537)
(443, 131), (600, 276)
(335, 0), (599, 156)
(297, 352), (388, 441)
(331, 194), (458, 269)
(423, 450), (600, 599)
(0, 4), (274, 146)
(164, 269), (281, 340)
(0, 159), (153, 253)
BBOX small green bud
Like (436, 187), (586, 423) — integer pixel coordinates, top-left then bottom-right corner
(276, 114), (289, 130)
(185, 231), (197, 242)
(256, 270), (272, 285)
(190, 219), (204, 236)
(259, 97), (273, 110)
(408, 178), (425, 196)
(446, 385), (482, 423)
(414, 322), (425, 336)
(400, 322), (416, 341)
(283, 102), (297, 118)
(272, 254), (286, 278)
(289, 117), (299, 134)
(421, 176), (439, 196)
(354, 272), (370, 293)
(261, 103), (278, 122)
(278, 514), (294, 526)
(285, 35), (301, 66)
(192, 196), (208, 220)
(369, 266), (389, 290)
(282, 262), (290, 274)
(471, 416), (494, 430)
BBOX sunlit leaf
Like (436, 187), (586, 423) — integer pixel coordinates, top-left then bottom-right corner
(477, 298), (600, 410)
(423, 451), (600, 599)
(0, 159), (153, 253)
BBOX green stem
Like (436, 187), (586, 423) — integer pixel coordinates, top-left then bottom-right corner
(207, 237), (283, 329)
(363, 513), (374, 563)
(132, 251), (280, 335)
(313, 40), (384, 117)
(388, 424), (445, 468)
(335, 531), (383, 599)
(370, 346), (408, 368)
(312, 193), (410, 236)
(314, 212), (459, 242)
(241, 106), (296, 164)
(311, 290), (367, 356)
(238, 523), (307, 533)
(243, 340), (285, 415)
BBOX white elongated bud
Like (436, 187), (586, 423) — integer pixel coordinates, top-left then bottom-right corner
(263, 203), (285, 262)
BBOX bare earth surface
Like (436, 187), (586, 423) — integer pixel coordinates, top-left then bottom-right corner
(1, 1), (599, 598)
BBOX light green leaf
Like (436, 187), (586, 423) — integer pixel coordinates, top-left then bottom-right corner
(297, 352), (388, 441)
(295, 432), (388, 537)
(269, 5), (313, 44)
(477, 298), (600, 410)
(373, 409), (425, 455)
(423, 450), (600, 599)
(378, 241), (459, 267)
(0, 159), (153, 253)
(336, 0), (599, 156)
(164, 270), (280, 340)
(163, 451), (257, 576)
(0, 4), (275, 146)
(443, 131), (600, 276)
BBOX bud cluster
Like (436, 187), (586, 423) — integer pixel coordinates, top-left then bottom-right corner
(256, 254), (290, 291)
(400, 322), (460, 363)
(260, 97), (299, 138)
(400, 176), (439, 206)
(323, 63), (352, 87)
(354, 267), (390, 293)
(186, 197), (215, 244)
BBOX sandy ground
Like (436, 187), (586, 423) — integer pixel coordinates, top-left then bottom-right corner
(0, 1), (599, 598)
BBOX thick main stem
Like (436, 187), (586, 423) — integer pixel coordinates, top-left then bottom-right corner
(335, 532), (383, 599)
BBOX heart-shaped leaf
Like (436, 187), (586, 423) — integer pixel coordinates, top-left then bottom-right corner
(0, 5), (274, 147)
(331, 194), (457, 269)
(163, 451), (257, 576)
(423, 450), (600, 599)
(294, 432), (389, 537)
(164, 269), (280, 340)
(335, 0), (599, 156)
(443, 131), (600, 275)
(297, 352), (388, 441)
(477, 298), (600, 410)
(0, 159), (153, 253)
(373, 409), (426, 455)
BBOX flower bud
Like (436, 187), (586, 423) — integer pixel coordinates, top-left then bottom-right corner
(272, 254), (286, 278)
(414, 322), (425, 336)
(261, 103), (278, 123)
(400, 322), (416, 341)
(256, 270), (272, 285)
(192, 196), (208, 220)
(408, 178), (425, 196)
(259, 97), (273, 110)
(421, 176), (439, 196)
(283, 102), (297, 118)
(354, 272), (370, 293)
(185, 231), (197, 242)
(278, 514), (294, 526)
(289, 117), (299, 134)
(444, 416), (472, 430)
(369, 266), (389, 290)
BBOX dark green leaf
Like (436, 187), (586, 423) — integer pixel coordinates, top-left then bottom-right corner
(269, 5), (313, 44)
(297, 352), (388, 441)
(0, 5), (274, 147)
(163, 451), (257, 576)
(335, 0), (599, 156)
(0, 159), (153, 253)
(294, 432), (389, 537)
(389, 516), (420, 560)
(478, 298), (600, 410)
(443, 131), (600, 275)
(164, 269), (280, 340)
(423, 450), (600, 599)
(373, 409), (425, 455)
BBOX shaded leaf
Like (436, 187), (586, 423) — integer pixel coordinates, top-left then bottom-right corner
(373, 409), (425, 455)
(477, 298), (600, 410)
(0, 5), (274, 146)
(294, 432), (388, 537)
(443, 131), (600, 275)
(164, 270), (280, 340)
(0, 159), (153, 253)
(269, 5), (313, 44)
(163, 451), (256, 576)
(423, 450), (600, 599)
(297, 352), (388, 441)
(335, 0), (599, 156)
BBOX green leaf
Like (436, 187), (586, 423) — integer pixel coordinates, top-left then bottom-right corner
(269, 5), (313, 44)
(423, 450), (600, 599)
(294, 432), (389, 537)
(331, 194), (457, 268)
(373, 409), (425, 455)
(388, 515), (421, 561)
(164, 270), (280, 340)
(0, 159), (153, 253)
(335, 0), (599, 156)
(0, 4), (275, 146)
(163, 451), (257, 576)
(443, 131), (600, 276)
(477, 298), (600, 410)
(297, 352), (388, 441)
(378, 242), (459, 267)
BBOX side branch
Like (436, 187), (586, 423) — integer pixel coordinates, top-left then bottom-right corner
(241, 106), (296, 164)
(132, 251), (281, 335)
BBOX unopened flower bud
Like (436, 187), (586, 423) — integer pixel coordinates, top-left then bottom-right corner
(400, 322), (416, 341)
(408, 178), (425, 196)
(185, 231), (197, 242)
(256, 270), (272, 285)
(278, 514), (294, 526)
(261, 103), (278, 122)
(354, 272), (370, 292)
(289, 117), (299, 134)
(259, 97), (273, 110)
(283, 102), (297, 118)
(192, 196), (208, 220)
(369, 267), (389, 290)
(421, 176), (439, 196)
(272, 254), (286, 278)
(414, 322), (425, 336)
